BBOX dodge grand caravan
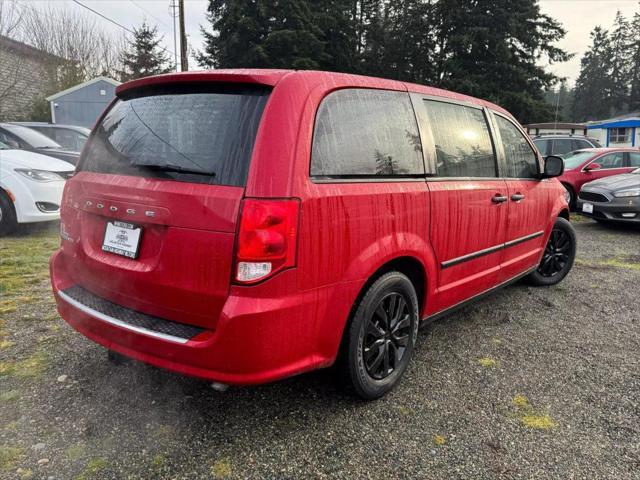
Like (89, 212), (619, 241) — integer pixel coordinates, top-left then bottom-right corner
(50, 70), (575, 399)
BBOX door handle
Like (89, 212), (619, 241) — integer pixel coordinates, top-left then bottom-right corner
(511, 193), (525, 201)
(492, 194), (508, 203)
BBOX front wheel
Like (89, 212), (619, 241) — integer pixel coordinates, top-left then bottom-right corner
(0, 191), (17, 236)
(341, 271), (419, 400)
(527, 217), (576, 286)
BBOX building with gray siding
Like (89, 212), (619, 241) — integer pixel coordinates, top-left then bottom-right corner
(0, 35), (64, 121)
(46, 77), (120, 128)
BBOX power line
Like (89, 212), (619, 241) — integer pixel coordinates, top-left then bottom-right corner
(128, 0), (171, 28)
(70, 0), (176, 58)
(71, 0), (134, 34)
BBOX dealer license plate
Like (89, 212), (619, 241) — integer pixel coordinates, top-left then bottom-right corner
(582, 203), (594, 214)
(102, 221), (142, 259)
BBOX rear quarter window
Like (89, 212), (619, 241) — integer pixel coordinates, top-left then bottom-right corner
(310, 89), (424, 177)
(79, 84), (270, 186)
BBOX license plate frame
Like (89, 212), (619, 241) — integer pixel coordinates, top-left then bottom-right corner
(102, 221), (142, 259)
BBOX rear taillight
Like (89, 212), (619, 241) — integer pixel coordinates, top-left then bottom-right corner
(234, 198), (300, 284)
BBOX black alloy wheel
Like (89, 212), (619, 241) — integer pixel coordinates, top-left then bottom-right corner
(341, 271), (419, 400)
(363, 292), (412, 380)
(527, 217), (576, 286)
(538, 228), (572, 278)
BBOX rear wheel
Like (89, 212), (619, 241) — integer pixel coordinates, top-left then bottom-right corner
(527, 217), (576, 286)
(341, 271), (419, 400)
(0, 190), (17, 236)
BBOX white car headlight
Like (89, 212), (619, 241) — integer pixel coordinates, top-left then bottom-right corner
(613, 188), (640, 198)
(14, 169), (65, 182)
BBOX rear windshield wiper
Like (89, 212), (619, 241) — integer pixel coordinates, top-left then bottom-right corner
(138, 164), (216, 176)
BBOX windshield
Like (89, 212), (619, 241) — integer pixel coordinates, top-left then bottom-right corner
(79, 84), (270, 186)
(2, 124), (62, 149)
(563, 151), (596, 170)
(633, 168), (640, 174)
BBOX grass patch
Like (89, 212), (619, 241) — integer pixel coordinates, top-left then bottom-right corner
(0, 230), (58, 298)
(0, 390), (20, 402)
(0, 445), (24, 471)
(0, 351), (48, 379)
(575, 257), (640, 271)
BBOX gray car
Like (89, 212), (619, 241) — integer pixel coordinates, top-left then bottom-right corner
(577, 168), (640, 223)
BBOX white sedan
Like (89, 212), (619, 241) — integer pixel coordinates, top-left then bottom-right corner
(0, 141), (74, 234)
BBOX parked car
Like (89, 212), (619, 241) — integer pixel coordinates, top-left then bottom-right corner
(0, 123), (80, 165)
(577, 168), (640, 223)
(532, 135), (601, 158)
(50, 70), (574, 399)
(11, 122), (90, 152)
(557, 148), (640, 208)
(0, 141), (74, 234)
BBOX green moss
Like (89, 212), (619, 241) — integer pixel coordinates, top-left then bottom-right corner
(210, 458), (232, 479)
(65, 444), (86, 460)
(511, 394), (557, 430)
(478, 357), (498, 368)
(151, 454), (165, 468)
(0, 390), (20, 402)
(0, 445), (24, 471)
(76, 457), (108, 480)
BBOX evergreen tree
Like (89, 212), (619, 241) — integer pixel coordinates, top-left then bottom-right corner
(629, 10), (640, 111)
(607, 11), (631, 114)
(572, 27), (612, 121)
(120, 22), (173, 81)
(432, 0), (571, 123)
(197, 0), (569, 122)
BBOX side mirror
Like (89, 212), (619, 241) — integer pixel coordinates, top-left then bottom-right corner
(542, 155), (564, 178)
(584, 162), (601, 171)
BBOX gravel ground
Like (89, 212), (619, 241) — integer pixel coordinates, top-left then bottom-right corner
(1, 218), (639, 480)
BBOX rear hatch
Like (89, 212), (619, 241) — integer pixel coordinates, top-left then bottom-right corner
(60, 82), (270, 329)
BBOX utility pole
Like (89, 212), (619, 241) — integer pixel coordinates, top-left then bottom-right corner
(169, 0), (178, 71)
(178, 0), (188, 71)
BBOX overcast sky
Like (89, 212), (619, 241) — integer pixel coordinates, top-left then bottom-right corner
(43, 0), (640, 85)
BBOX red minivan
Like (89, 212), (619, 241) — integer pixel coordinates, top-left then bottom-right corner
(50, 70), (575, 399)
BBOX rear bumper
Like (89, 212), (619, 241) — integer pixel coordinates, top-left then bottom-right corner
(50, 250), (349, 385)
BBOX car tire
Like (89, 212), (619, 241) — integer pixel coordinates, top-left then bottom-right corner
(341, 271), (419, 400)
(0, 190), (17, 236)
(527, 217), (576, 286)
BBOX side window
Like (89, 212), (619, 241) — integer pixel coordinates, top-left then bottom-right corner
(495, 115), (539, 178)
(596, 152), (625, 169)
(423, 100), (496, 177)
(573, 139), (590, 150)
(551, 139), (573, 155)
(533, 139), (549, 156)
(310, 89), (424, 177)
(629, 152), (640, 167)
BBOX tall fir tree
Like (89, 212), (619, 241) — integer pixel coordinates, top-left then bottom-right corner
(629, 9), (640, 112)
(197, 0), (569, 122)
(120, 22), (173, 81)
(572, 27), (612, 121)
(607, 11), (632, 114)
(432, 0), (571, 123)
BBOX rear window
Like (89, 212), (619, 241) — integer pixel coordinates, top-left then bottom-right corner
(79, 84), (270, 186)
